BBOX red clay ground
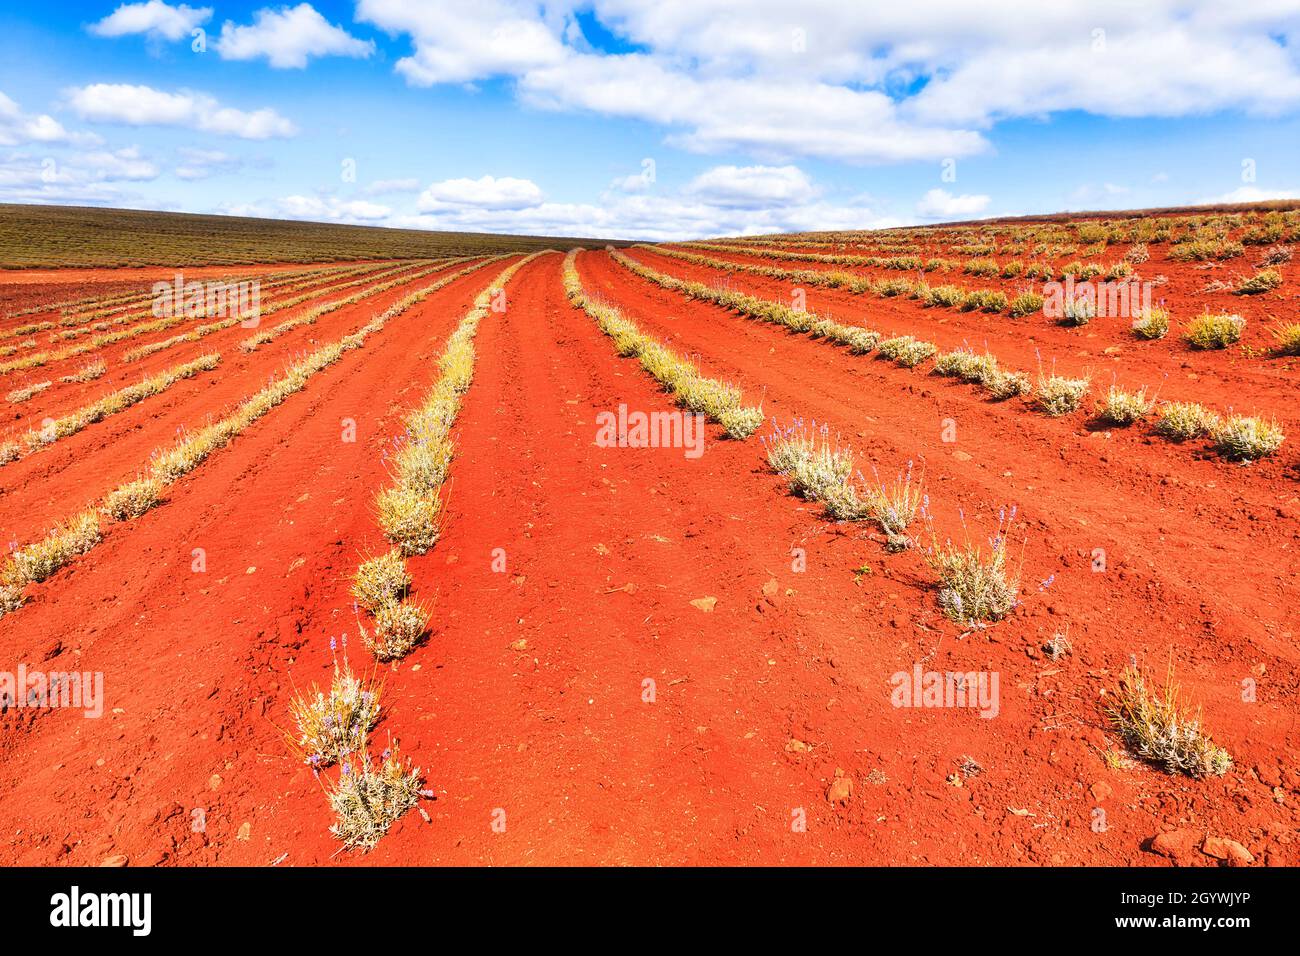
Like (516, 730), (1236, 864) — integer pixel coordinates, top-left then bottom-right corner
(0, 249), (1296, 867)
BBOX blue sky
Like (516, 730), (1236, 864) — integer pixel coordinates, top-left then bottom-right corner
(1, 1), (1298, 239)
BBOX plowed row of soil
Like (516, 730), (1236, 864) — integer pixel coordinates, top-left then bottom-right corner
(0, 251), (1294, 867)
(0, 259), (488, 569)
(0, 261), (431, 404)
(0, 261), (403, 306)
(670, 243), (1300, 367)
(0, 261), (448, 436)
(637, 247), (1300, 451)
(0, 255), (518, 865)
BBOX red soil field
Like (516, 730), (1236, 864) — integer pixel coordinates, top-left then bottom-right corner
(0, 236), (1296, 868)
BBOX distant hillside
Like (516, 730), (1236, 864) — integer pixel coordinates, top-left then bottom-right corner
(0, 203), (627, 269)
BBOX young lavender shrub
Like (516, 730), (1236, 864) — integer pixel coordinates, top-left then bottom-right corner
(326, 741), (425, 850)
(865, 462), (924, 551)
(767, 423), (854, 500)
(1059, 296), (1096, 327)
(1124, 242), (1150, 263)
(933, 349), (994, 380)
(819, 481), (871, 521)
(2, 509), (101, 589)
(964, 257), (999, 277)
(102, 477), (163, 520)
(1235, 268), (1283, 295)
(718, 405), (766, 440)
(838, 327), (882, 354)
(1257, 244), (1293, 267)
(763, 420), (865, 520)
(6, 381), (51, 403)
(1156, 402), (1219, 441)
(1106, 261), (1134, 281)
(1131, 307), (1170, 340)
(59, 360), (107, 384)
(1009, 291), (1044, 318)
(962, 289), (1008, 313)
(1210, 415), (1285, 460)
(922, 285), (968, 309)
(924, 510), (1022, 626)
(1099, 385), (1154, 425)
(876, 278), (914, 297)
(1270, 323), (1300, 356)
(983, 368), (1032, 400)
(877, 336), (936, 367)
(363, 600), (430, 661)
(1185, 311), (1245, 349)
(1107, 664), (1232, 778)
(377, 485), (442, 556)
(289, 640), (380, 769)
(1036, 373), (1090, 416)
(352, 549), (411, 612)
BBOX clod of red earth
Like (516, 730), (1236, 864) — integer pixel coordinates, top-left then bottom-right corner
(827, 771), (853, 805)
(1089, 780), (1114, 802)
(1201, 836), (1255, 866)
(1148, 829), (1207, 865)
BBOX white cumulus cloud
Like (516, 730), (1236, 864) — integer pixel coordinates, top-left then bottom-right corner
(66, 83), (298, 139)
(1204, 185), (1300, 204)
(0, 91), (102, 147)
(915, 188), (991, 220)
(89, 1), (212, 41)
(216, 3), (375, 68)
(417, 175), (546, 211)
(686, 164), (817, 208)
(353, 1), (1300, 165)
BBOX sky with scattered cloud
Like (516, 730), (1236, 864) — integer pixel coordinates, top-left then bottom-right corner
(1, 1), (1298, 239)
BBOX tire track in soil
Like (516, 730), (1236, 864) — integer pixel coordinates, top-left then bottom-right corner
(0, 260), (520, 866)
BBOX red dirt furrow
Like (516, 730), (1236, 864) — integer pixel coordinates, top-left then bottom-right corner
(0, 263), (369, 334)
(0, 261), (491, 551)
(0, 260), (463, 442)
(0, 243), (1294, 870)
(659, 245), (1300, 389)
(633, 249), (1300, 518)
(602, 250), (1300, 570)
(0, 262), (427, 397)
(350, 251), (835, 864)
(577, 249), (1300, 865)
(693, 238), (1300, 305)
(0, 260), (404, 293)
(324, 250), (1016, 865)
(0, 257), (521, 866)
